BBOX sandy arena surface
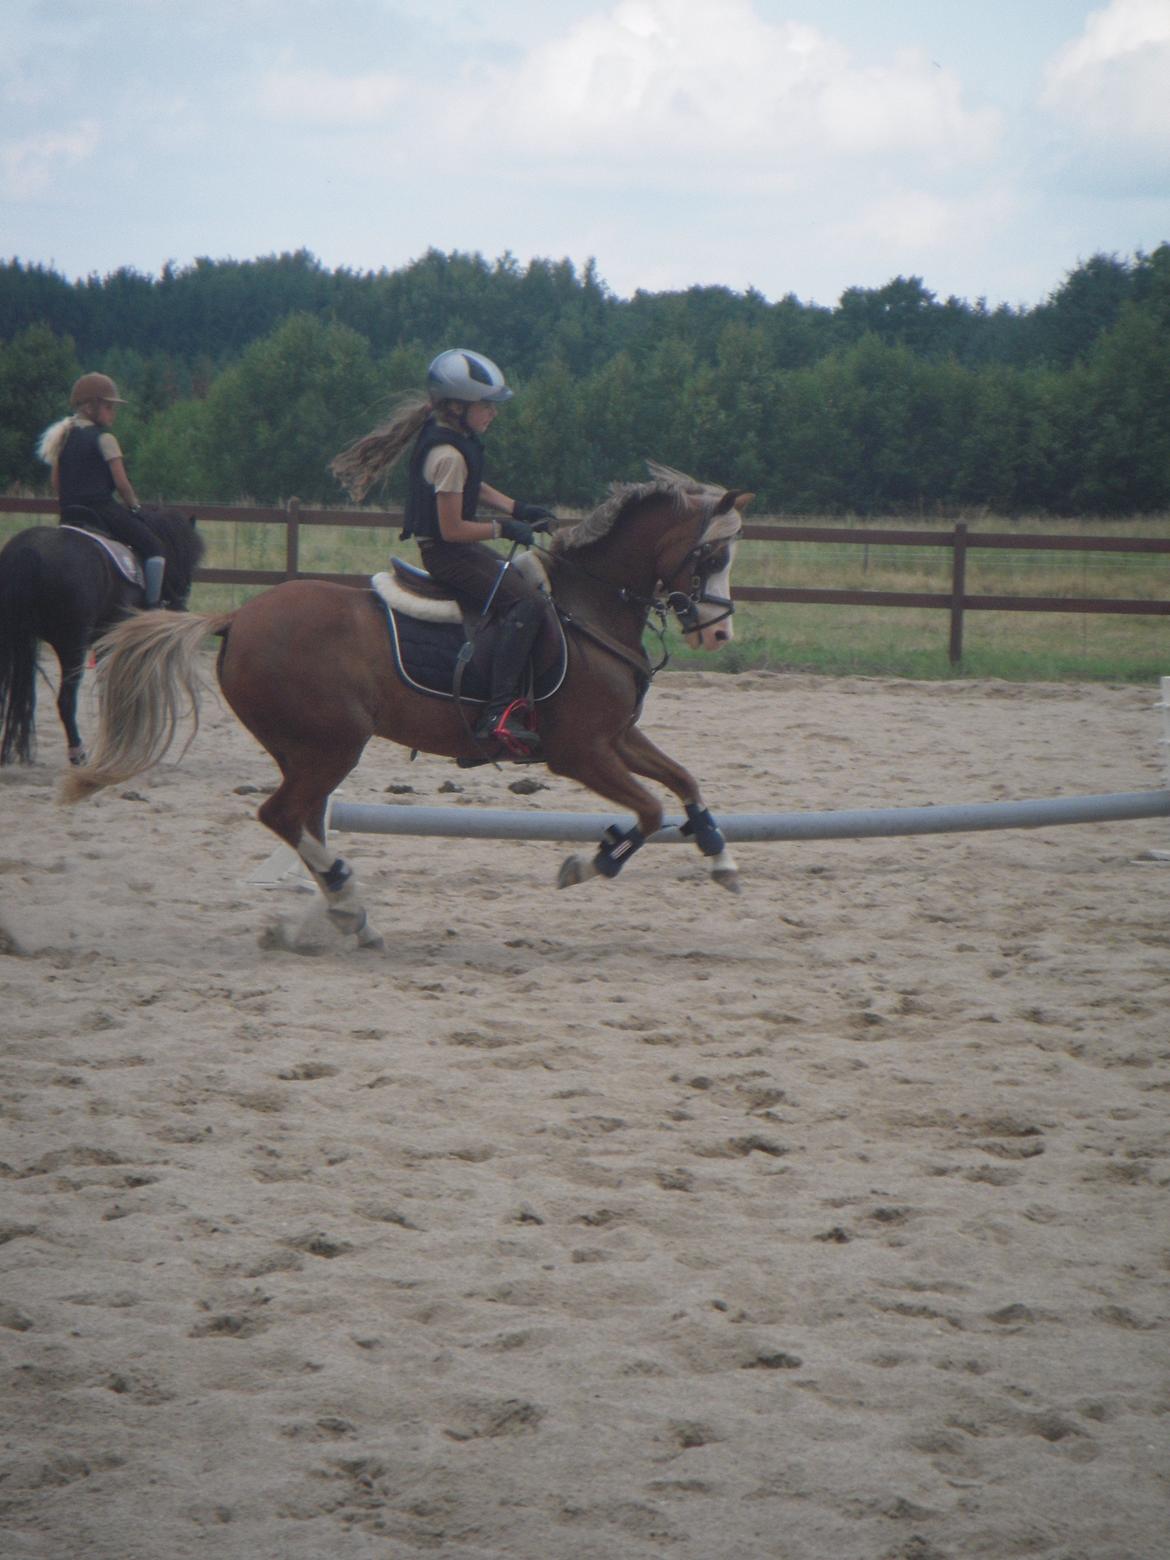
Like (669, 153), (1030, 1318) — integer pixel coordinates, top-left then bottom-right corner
(1, 664), (1168, 1560)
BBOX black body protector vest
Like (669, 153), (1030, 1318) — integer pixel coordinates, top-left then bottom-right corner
(402, 418), (485, 540)
(57, 421), (116, 508)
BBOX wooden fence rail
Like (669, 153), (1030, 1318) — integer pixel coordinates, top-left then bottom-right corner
(3, 496), (1168, 665)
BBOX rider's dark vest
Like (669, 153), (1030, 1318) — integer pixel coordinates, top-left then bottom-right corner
(57, 421), (116, 508)
(403, 418), (485, 540)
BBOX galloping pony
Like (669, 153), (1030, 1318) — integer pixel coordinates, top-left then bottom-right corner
(0, 510), (203, 766)
(62, 473), (751, 947)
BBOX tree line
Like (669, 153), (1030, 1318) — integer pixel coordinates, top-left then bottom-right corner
(1, 244), (1167, 514)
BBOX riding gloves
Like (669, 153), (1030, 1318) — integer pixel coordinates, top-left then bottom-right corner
(500, 517), (538, 546)
(511, 502), (556, 529)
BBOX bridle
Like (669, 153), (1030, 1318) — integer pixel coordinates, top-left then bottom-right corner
(525, 512), (740, 681)
(569, 517), (737, 626)
(657, 532), (738, 636)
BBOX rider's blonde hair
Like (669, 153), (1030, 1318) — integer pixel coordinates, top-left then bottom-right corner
(37, 416), (81, 468)
(331, 397), (468, 502)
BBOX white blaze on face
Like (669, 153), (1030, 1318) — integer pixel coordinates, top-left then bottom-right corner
(687, 509), (740, 650)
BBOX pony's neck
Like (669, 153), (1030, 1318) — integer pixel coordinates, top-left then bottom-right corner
(548, 495), (693, 645)
(585, 496), (690, 588)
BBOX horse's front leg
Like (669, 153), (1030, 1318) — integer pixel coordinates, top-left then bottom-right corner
(549, 744), (668, 890)
(615, 725), (739, 893)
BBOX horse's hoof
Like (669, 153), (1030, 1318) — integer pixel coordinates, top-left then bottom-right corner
(327, 905), (382, 948)
(68, 747), (87, 767)
(712, 867), (741, 894)
(557, 853), (591, 889)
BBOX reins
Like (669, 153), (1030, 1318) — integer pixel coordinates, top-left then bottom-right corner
(445, 498), (739, 746)
(526, 540), (663, 685)
(529, 517), (738, 683)
(553, 604), (659, 688)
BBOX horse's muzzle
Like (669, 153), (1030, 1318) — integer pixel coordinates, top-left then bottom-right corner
(686, 618), (735, 651)
(673, 592), (735, 651)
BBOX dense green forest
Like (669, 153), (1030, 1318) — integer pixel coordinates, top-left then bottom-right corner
(1, 244), (1167, 514)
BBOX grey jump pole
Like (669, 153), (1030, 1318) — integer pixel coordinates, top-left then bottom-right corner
(327, 790), (1170, 845)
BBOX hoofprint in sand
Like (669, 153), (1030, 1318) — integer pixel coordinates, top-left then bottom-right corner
(1, 669), (1167, 1560)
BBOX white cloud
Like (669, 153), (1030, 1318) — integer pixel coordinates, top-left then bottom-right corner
(258, 66), (404, 128)
(12, 0), (1155, 308)
(817, 52), (997, 164)
(1042, 0), (1170, 145)
(453, 0), (999, 181)
(1, 125), (96, 199)
(823, 185), (1023, 296)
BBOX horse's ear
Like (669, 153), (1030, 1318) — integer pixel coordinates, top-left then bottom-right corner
(715, 489), (755, 515)
(187, 514), (198, 529)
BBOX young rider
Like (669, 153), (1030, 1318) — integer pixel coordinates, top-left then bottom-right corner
(331, 349), (554, 753)
(40, 373), (167, 608)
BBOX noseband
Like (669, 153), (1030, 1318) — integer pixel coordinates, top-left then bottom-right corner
(534, 513), (739, 679)
(661, 533), (737, 635)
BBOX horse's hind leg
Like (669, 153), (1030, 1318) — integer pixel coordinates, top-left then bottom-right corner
(53, 634), (89, 765)
(257, 746), (383, 950)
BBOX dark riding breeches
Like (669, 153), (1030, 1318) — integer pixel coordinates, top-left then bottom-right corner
(417, 538), (547, 721)
(61, 500), (159, 562)
(416, 537), (543, 618)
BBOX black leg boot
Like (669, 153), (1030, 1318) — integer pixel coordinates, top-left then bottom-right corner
(475, 598), (545, 753)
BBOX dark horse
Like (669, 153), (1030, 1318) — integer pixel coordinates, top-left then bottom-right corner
(0, 510), (204, 766)
(62, 475), (752, 947)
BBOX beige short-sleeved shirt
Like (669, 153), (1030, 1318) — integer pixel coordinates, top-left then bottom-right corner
(423, 444), (468, 493)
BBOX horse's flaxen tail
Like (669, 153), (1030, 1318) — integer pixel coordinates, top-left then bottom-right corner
(59, 610), (235, 804)
(0, 543), (42, 765)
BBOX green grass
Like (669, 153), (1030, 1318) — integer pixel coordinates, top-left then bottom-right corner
(668, 513), (1170, 682)
(666, 602), (1170, 683)
(4, 505), (1167, 683)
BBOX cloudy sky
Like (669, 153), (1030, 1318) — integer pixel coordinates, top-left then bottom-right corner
(2, 0), (1168, 309)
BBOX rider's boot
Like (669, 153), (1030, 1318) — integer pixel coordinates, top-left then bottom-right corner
(475, 597), (545, 753)
(143, 555), (166, 608)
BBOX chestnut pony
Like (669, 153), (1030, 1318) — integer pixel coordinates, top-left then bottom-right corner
(63, 474), (751, 948)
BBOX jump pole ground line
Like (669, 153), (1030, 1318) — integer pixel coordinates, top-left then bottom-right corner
(326, 790), (1170, 844)
(244, 789), (1170, 886)
(246, 677), (1170, 882)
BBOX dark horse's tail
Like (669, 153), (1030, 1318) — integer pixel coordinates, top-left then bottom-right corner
(0, 539), (42, 764)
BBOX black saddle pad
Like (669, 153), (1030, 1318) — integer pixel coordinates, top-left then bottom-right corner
(379, 601), (566, 703)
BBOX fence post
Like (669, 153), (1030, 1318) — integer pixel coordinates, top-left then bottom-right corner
(949, 521), (968, 665)
(286, 497), (301, 578)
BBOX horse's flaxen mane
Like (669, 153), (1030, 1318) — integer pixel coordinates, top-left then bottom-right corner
(554, 480), (687, 552)
(646, 463), (746, 545)
(643, 460), (725, 497)
(554, 461), (725, 554)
